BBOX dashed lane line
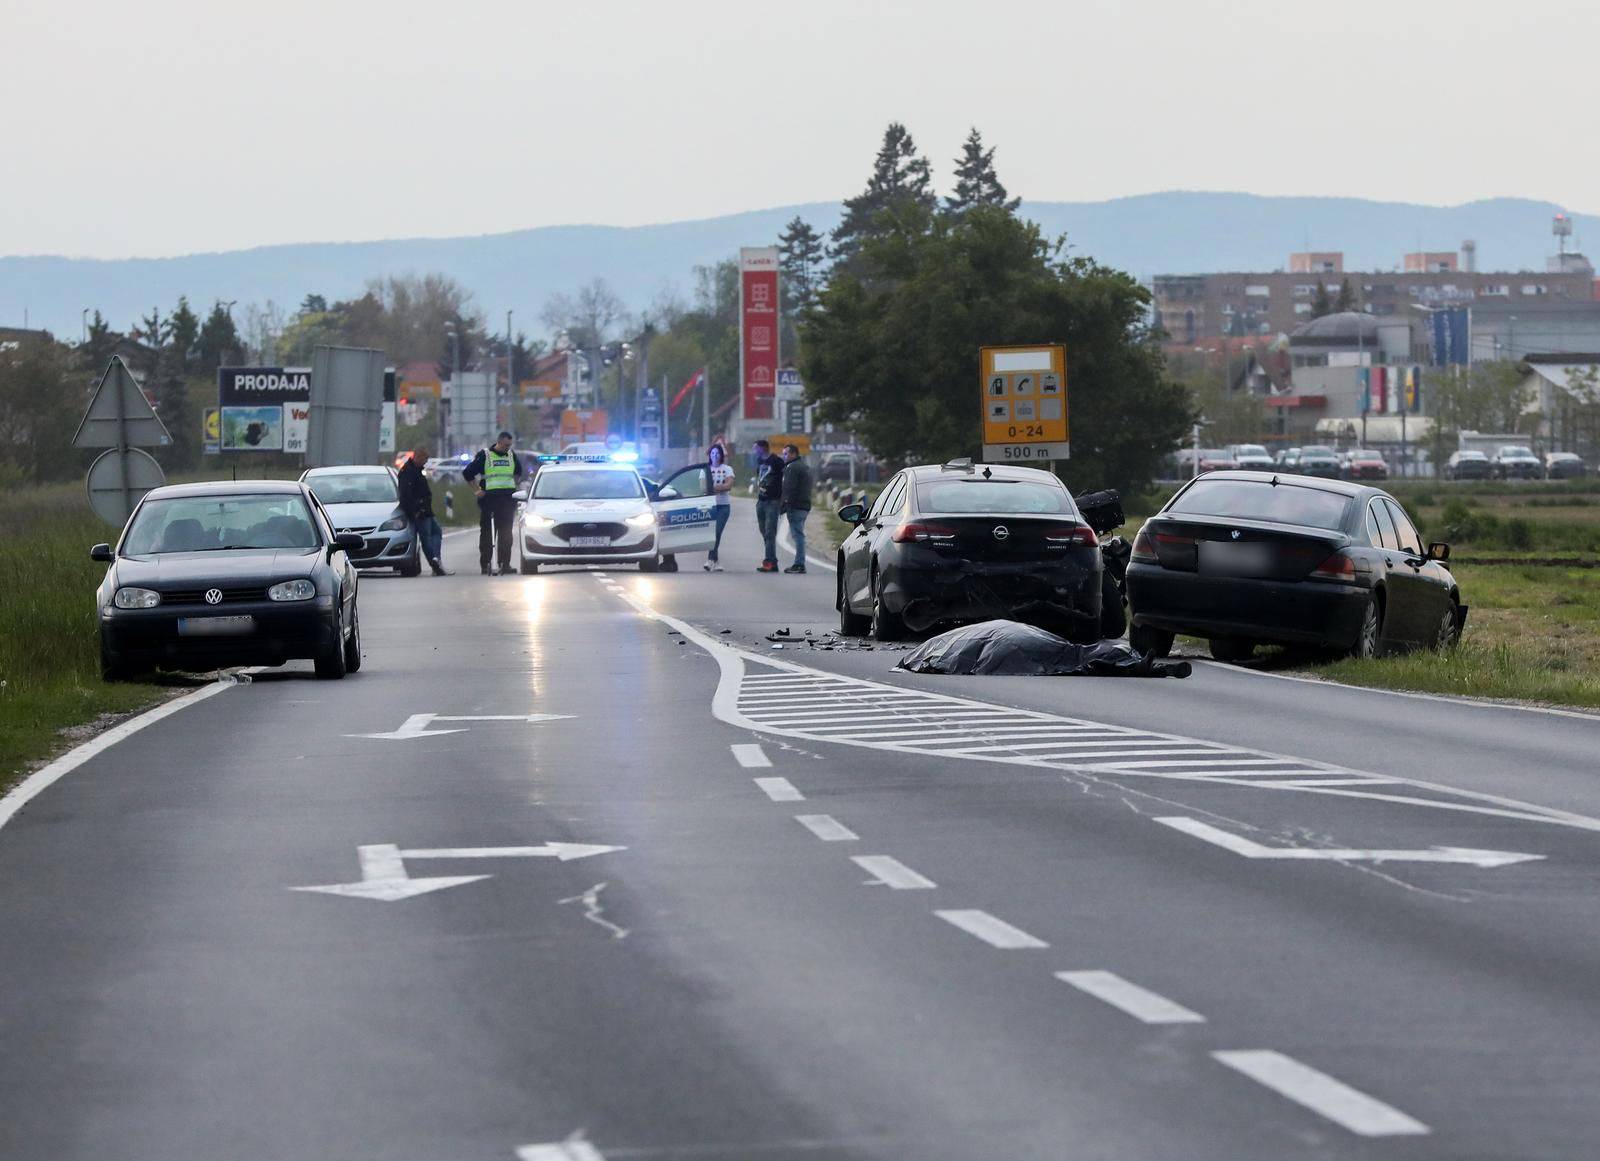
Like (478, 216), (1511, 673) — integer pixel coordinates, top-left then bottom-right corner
(935, 909), (1049, 949)
(1212, 1050), (1430, 1137)
(795, 814), (859, 842)
(730, 743), (771, 768)
(1055, 971), (1206, 1025)
(852, 855), (937, 890)
(754, 777), (805, 802)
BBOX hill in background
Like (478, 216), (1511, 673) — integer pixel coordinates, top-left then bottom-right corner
(3, 193), (1593, 341)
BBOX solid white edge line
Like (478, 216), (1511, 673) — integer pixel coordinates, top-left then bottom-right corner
(852, 854), (936, 889)
(754, 776), (804, 802)
(0, 679), (236, 833)
(1055, 970), (1206, 1024)
(794, 813), (859, 842)
(730, 743), (772, 768)
(1211, 1049), (1429, 1137)
(777, 514), (836, 572)
(934, 909), (1049, 949)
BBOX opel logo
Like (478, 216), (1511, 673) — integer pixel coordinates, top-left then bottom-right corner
(992, 525), (1010, 541)
(204, 588), (223, 605)
(1231, 530), (1241, 540)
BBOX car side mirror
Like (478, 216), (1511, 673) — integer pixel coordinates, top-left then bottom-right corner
(837, 503), (866, 524)
(1426, 542), (1450, 563)
(90, 543), (114, 563)
(333, 532), (365, 552)
(512, 489), (529, 502)
(657, 486), (681, 501)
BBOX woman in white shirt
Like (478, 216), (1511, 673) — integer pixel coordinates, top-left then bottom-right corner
(704, 443), (735, 571)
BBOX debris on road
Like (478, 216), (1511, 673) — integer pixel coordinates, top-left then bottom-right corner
(897, 620), (1191, 678)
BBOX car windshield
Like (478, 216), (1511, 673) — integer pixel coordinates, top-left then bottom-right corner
(305, 472), (396, 504)
(1457, 451), (1486, 460)
(533, 469), (644, 500)
(1300, 446), (1336, 457)
(123, 494), (320, 554)
(916, 480), (1073, 515)
(1499, 447), (1534, 458)
(1234, 445), (1269, 457)
(1168, 479), (1351, 530)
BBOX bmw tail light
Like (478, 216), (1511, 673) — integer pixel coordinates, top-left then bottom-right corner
(1043, 524), (1097, 548)
(1308, 551), (1358, 582)
(1130, 528), (1157, 563)
(891, 522), (958, 545)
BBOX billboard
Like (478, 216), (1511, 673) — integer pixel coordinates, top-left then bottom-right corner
(221, 405), (284, 451)
(1431, 308), (1470, 366)
(305, 346), (385, 467)
(739, 247), (779, 421)
(217, 366), (309, 453)
(980, 344), (1069, 463)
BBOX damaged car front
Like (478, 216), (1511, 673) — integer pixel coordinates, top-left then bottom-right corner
(836, 461), (1103, 642)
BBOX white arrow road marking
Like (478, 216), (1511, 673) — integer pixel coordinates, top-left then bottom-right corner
(1213, 1050), (1429, 1137)
(1155, 816), (1544, 868)
(517, 1135), (606, 1160)
(852, 854), (936, 889)
(292, 842), (627, 901)
(347, 712), (574, 740)
(1055, 971), (1205, 1024)
(935, 909), (1049, 949)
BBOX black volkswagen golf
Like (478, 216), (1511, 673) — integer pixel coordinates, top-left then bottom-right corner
(835, 460), (1106, 641)
(1125, 471), (1465, 661)
(94, 480), (365, 680)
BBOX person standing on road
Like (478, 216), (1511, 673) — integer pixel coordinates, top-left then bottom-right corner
(397, 447), (450, 576)
(462, 431), (525, 575)
(703, 443), (735, 572)
(752, 438), (786, 573)
(779, 443), (813, 574)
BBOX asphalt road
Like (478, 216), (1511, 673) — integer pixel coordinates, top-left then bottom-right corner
(4, 506), (1600, 1160)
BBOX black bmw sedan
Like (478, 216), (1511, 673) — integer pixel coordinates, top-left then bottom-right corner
(1125, 471), (1465, 661)
(836, 460), (1106, 642)
(93, 480), (365, 680)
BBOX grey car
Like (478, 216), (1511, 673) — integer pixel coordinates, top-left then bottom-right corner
(299, 465), (421, 575)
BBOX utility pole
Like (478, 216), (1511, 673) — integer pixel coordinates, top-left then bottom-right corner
(444, 323), (460, 459)
(702, 365), (711, 453)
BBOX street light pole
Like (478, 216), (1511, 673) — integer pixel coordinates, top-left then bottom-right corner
(444, 323), (460, 459)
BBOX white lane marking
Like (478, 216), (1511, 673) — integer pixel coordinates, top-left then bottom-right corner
(293, 843), (492, 902)
(755, 776), (804, 801)
(1155, 816), (1542, 868)
(935, 909), (1049, 949)
(1055, 971), (1205, 1024)
(777, 516), (836, 572)
(1, 679), (235, 834)
(348, 711), (574, 740)
(795, 814), (858, 841)
(517, 1136), (607, 1160)
(730, 743), (772, 768)
(1212, 1050), (1429, 1137)
(852, 854), (937, 889)
(558, 882), (629, 940)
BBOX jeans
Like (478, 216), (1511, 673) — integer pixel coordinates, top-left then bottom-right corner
(756, 498), (781, 564)
(479, 494), (515, 569)
(785, 508), (809, 568)
(709, 504), (731, 562)
(414, 514), (442, 564)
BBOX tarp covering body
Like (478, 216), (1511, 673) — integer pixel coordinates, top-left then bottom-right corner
(897, 619), (1191, 678)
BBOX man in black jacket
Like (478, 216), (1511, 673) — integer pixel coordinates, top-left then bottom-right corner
(752, 438), (785, 572)
(397, 448), (449, 575)
(462, 431), (525, 575)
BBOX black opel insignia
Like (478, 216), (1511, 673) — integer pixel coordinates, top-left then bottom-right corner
(835, 460), (1107, 642)
(1125, 471), (1465, 661)
(93, 480), (364, 680)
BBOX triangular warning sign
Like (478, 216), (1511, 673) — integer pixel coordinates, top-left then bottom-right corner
(72, 356), (173, 449)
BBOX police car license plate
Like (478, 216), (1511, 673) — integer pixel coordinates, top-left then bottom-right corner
(569, 536), (611, 548)
(178, 616), (256, 637)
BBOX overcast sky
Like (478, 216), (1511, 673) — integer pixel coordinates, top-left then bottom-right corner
(5, 0), (1596, 259)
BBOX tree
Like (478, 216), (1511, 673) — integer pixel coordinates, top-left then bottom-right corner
(83, 310), (117, 369)
(299, 294), (328, 316)
(1310, 282), (1333, 319)
(1335, 277), (1356, 313)
(168, 297), (201, 371)
(196, 301), (242, 372)
(542, 278), (628, 352)
(945, 127), (1019, 215)
(778, 216), (827, 314)
(0, 336), (84, 482)
(801, 205), (1192, 493)
(1424, 360), (1536, 466)
(830, 122), (937, 269)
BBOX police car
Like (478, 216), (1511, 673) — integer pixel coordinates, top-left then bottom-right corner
(513, 458), (719, 573)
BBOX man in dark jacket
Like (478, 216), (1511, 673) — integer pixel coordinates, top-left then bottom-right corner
(752, 438), (785, 572)
(462, 431), (525, 575)
(779, 444), (813, 574)
(397, 448), (449, 575)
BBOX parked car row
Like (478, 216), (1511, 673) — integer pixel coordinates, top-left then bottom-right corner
(1443, 445), (1589, 480)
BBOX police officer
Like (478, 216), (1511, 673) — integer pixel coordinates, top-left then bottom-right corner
(462, 431), (525, 575)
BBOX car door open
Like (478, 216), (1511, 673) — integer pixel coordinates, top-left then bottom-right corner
(653, 464), (718, 556)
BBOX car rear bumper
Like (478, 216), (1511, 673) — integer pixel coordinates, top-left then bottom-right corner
(100, 599), (341, 667)
(883, 556), (1102, 636)
(1127, 564), (1368, 648)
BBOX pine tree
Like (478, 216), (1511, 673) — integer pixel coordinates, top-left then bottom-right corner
(1310, 282), (1333, 319)
(196, 301), (242, 372)
(1335, 277), (1356, 313)
(945, 127), (1019, 215)
(778, 216), (827, 314)
(168, 297), (200, 372)
(300, 293), (328, 316)
(830, 122), (937, 266)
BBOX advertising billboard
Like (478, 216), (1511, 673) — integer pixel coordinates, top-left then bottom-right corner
(1431, 308), (1470, 367)
(739, 247), (780, 421)
(980, 344), (1069, 463)
(217, 366), (310, 453)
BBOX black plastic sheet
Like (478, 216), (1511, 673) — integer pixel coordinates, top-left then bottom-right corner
(897, 619), (1191, 678)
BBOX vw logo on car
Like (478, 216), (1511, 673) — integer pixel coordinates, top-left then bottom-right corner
(204, 588), (223, 605)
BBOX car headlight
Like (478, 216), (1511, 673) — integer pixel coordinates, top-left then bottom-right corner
(379, 515), (409, 532)
(267, 579), (316, 602)
(113, 587), (160, 609)
(524, 513), (556, 530)
(625, 510), (657, 528)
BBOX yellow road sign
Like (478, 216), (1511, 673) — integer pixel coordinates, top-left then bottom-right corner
(204, 407), (221, 441)
(980, 344), (1068, 463)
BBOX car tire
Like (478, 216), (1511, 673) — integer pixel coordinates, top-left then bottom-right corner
(1350, 595), (1384, 660)
(869, 568), (904, 641)
(1129, 624), (1175, 657)
(1209, 637), (1255, 663)
(1098, 570), (1126, 640)
(838, 568), (870, 636)
(639, 556), (660, 572)
(314, 614), (349, 680)
(519, 553), (539, 575)
(343, 606), (363, 672)
(399, 543), (422, 577)
(100, 639), (132, 682)
(661, 554), (679, 573)
(1434, 600), (1462, 651)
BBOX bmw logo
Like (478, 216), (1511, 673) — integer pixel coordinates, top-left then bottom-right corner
(992, 525), (1010, 541)
(204, 588), (223, 605)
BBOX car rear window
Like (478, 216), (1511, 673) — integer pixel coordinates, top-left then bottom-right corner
(533, 469), (643, 500)
(306, 472), (396, 504)
(916, 480), (1074, 515)
(1168, 479), (1350, 530)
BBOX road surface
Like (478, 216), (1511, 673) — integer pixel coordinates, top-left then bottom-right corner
(4, 505), (1599, 1160)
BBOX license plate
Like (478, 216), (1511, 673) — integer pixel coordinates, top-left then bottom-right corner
(1199, 542), (1273, 577)
(568, 536), (611, 548)
(178, 616), (256, 637)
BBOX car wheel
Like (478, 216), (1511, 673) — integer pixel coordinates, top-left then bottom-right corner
(1098, 570), (1125, 640)
(869, 567), (904, 641)
(1434, 600), (1462, 651)
(314, 614), (349, 680)
(639, 555), (660, 572)
(399, 543), (422, 577)
(1350, 595), (1384, 660)
(1129, 624), (1175, 657)
(519, 552), (539, 575)
(661, 554), (679, 573)
(838, 567), (870, 636)
(1209, 637), (1255, 663)
(100, 639), (132, 682)
(343, 606), (363, 672)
